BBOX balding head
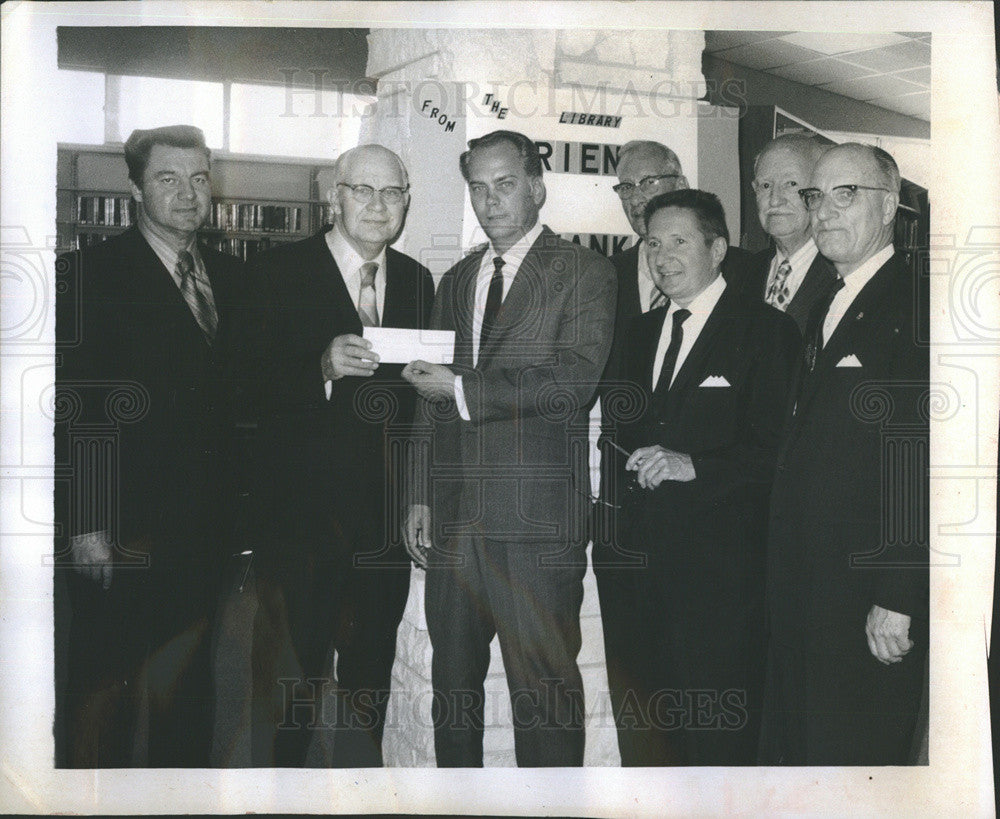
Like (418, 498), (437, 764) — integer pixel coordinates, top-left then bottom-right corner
(615, 140), (689, 236)
(319, 143), (411, 259)
(752, 135), (831, 255)
(808, 142), (900, 276)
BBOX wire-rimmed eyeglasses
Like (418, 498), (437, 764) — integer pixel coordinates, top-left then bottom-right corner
(337, 182), (410, 205)
(798, 184), (890, 212)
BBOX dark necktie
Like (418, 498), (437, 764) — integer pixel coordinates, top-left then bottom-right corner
(654, 307), (691, 395)
(803, 275), (845, 372)
(479, 255), (505, 355)
(176, 249), (217, 343)
(358, 261), (380, 327)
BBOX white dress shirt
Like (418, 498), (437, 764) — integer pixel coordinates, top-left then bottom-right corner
(822, 243), (894, 345)
(651, 273), (727, 390)
(454, 221), (545, 420)
(766, 236), (820, 308)
(323, 222), (388, 399)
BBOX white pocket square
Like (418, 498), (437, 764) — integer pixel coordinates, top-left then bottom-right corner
(699, 375), (730, 387)
(836, 354), (863, 368)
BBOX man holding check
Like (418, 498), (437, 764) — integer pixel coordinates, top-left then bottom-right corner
(249, 143), (434, 766)
(402, 129), (616, 767)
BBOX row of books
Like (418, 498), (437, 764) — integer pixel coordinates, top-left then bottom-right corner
(74, 196), (307, 236)
(201, 236), (293, 260)
(210, 203), (304, 234)
(77, 196), (132, 227)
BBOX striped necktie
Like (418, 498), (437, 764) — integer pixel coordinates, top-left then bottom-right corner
(176, 250), (217, 343)
(358, 261), (380, 327)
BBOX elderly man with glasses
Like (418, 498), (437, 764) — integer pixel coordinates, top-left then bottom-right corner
(760, 142), (929, 766)
(248, 143), (435, 766)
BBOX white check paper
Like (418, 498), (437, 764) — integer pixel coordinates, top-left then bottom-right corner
(364, 326), (455, 364)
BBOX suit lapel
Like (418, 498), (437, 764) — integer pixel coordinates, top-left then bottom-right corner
(787, 253), (836, 327)
(667, 281), (734, 399)
(791, 256), (897, 422)
(453, 249), (485, 369)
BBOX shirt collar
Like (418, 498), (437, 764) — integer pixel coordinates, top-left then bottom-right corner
(326, 221), (387, 277)
(839, 243), (894, 298)
(488, 221), (543, 270)
(667, 271), (726, 320)
(778, 236), (819, 273)
(137, 219), (203, 280)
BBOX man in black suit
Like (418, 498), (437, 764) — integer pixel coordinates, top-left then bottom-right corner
(402, 130), (616, 767)
(744, 134), (837, 333)
(55, 125), (245, 766)
(249, 144), (434, 766)
(594, 141), (754, 763)
(608, 189), (800, 765)
(760, 143), (929, 765)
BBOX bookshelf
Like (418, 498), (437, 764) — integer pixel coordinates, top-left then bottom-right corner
(737, 106), (929, 280)
(57, 144), (335, 260)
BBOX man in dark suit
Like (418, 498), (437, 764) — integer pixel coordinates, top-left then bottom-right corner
(55, 125), (245, 767)
(402, 130), (616, 767)
(743, 134), (837, 333)
(607, 190), (800, 765)
(594, 140), (754, 764)
(248, 144), (434, 767)
(760, 143), (929, 765)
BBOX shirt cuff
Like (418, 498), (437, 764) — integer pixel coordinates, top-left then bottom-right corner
(324, 380), (333, 401)
(454, 375), (470, 421)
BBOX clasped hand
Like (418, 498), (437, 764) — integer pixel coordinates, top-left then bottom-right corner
(625, 445), (696, 489)
(401, 360), (456, 400)
(321, 334), (379, 380)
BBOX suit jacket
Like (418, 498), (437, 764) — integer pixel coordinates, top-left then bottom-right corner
(249, 226), (435, 559)
(614, 281), (801, 610)
(604, 241), (753, 380)
(414, 227), (616, 545)
(55, 226), (245, 561)
(767, 252), (929, 653)
(743, 246), (837, 334)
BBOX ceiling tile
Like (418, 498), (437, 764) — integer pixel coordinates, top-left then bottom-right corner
(778, 31), (909, 55)
(704, 31), (791, 52)
(894, 65), (931, 86)
(769, 57), (874, 86)
(717, 39), (825, 70)
(842, 39), (932, 73)
(820, 73), (927, 102)
(869, 92), (930, 120)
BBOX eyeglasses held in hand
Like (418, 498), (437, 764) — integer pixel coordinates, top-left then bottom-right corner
(338, 182), (410, 205)
(798, 184), (891, 212)
(612, 174), (682, 199)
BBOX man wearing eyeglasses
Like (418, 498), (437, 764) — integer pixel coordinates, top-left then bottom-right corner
(760, 143), (929, 765)
(745, 134), (837, 333)
(248, 143), (435, 766)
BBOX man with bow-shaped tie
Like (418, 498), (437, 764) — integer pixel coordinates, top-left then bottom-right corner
(249, 144), (434, 766)
(55, 125), (245, 766)
(608, 189), (800, 766)
(760, 143), (929, 766)
(402, 130), (616, 767)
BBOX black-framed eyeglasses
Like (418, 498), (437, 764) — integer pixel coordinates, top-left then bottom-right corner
(338, 182), (410, 205)
(798, 184), (891, 212)
(612, 174), (681, 199)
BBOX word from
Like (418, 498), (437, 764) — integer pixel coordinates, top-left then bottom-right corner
(420, 99), (457, 133)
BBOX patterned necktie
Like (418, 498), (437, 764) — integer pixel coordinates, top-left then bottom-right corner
(358, 261), (380, 327)
(176, 249), (217, 343)
(654, 308), (691, 394)
(803, 275), (845, 372)
(650, 285), (667, 311)
(766, 257), (793, 308)
(479, 256), (505, 354)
